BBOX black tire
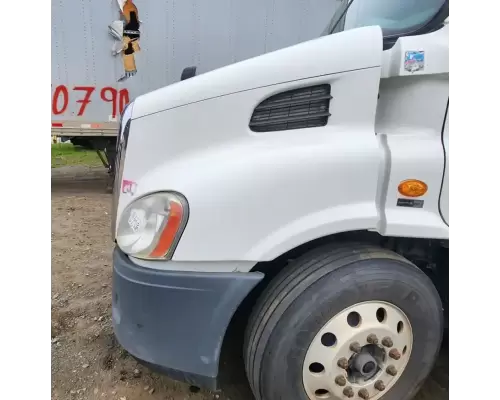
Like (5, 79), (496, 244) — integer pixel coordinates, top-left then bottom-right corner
(244, 244), (443, 400)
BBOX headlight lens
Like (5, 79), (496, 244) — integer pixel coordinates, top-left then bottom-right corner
(116, 192), (188, 259)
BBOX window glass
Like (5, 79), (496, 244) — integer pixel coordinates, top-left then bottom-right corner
(327, 0), (446, 37)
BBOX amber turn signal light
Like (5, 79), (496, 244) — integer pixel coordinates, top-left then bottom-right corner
(398, 179), (428, 198)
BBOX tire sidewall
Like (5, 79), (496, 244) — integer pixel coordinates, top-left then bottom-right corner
(259, 258), (443, 400)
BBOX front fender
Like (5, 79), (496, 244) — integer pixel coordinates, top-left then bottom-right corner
(122, 95), (382, 263)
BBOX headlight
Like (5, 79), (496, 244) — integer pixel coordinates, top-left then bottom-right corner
(116, 192), (188, 259)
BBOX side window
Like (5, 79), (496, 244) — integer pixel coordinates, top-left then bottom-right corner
(325, 0), (447, 42)
(343, 0), (446, 37)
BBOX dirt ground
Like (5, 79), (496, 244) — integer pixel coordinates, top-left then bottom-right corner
(51, 166), (448, 400)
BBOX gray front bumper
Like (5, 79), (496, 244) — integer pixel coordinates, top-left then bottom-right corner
(112, 248), (263, 389)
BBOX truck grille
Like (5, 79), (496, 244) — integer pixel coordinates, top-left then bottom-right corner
(111, 106), (133, 240)
(249, 84), (332, 132)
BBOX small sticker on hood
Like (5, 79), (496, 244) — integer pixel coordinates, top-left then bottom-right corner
(122, 179), (137, 195)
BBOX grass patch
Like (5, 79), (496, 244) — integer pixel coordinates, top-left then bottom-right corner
(51, 143), (102, 168)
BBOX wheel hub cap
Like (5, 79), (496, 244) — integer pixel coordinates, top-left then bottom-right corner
(351, 350), (379, 380)
(302, 301), (413, 400)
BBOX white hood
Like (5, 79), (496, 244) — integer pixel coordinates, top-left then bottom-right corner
(131, 26), (383, 119)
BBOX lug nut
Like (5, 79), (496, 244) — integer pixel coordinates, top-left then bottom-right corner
(382, 337), (393, 348)
(358, 388), (370, 399)
(374, 380), (386, 391)
(350, 342), (362, 353)
(386, 365), (398, 376)
(367, 334), (378, 345)
(338, 357), (349, 370)
(389, 348), (401, 360)
(335, 375), (347, 387)
(343, 386), (354, 398)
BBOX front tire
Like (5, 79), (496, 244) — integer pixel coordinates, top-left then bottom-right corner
(244, 244), (443, 400)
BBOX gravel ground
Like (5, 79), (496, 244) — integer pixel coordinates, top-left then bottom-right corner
(51, 166), (448, 400)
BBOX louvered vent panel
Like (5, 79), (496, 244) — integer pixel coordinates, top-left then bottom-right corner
(249, 85), (332, 132)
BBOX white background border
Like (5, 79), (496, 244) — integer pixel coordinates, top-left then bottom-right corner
(447, 1), (499, 399)
(3, 1), (50, 396)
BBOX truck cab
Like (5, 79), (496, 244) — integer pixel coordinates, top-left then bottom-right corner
(111, 1), (449, 399)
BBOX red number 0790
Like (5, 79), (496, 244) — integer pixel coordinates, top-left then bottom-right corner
(52, 85), (130, 119)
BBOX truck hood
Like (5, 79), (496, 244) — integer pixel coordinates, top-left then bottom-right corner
(132, 25), (382, 119)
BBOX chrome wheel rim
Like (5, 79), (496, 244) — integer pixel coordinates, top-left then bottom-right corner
(302, 301), (413, 400)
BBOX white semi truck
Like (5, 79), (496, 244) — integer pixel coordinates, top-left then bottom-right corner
(111, 1), (449, 399)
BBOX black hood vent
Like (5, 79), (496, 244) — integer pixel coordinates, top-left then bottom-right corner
(249, 84), (332, 133)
